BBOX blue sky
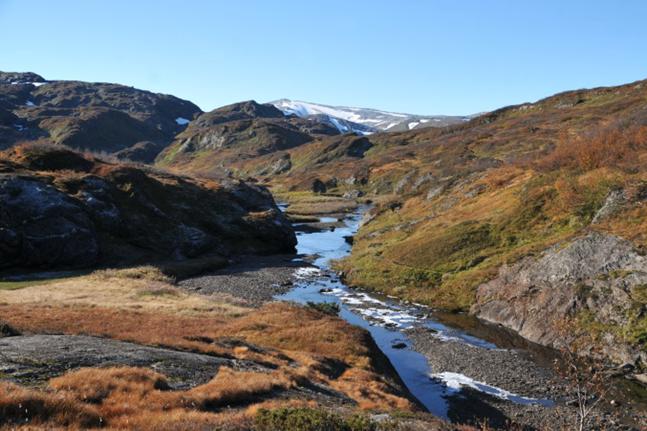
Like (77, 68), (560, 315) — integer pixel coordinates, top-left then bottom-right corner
(1, 0), (646, 115)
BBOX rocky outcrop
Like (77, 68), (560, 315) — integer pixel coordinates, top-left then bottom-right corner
(472, 232), (647, 368)
(0, 72), (45, 85)
(0, 176), (99, 267)
(0, 145), (296, 270)
(0, 335), (236, 388)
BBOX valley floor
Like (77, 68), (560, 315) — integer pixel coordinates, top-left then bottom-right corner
(0, 198), (645, 430)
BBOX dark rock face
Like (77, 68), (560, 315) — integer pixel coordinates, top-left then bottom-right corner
(312, 179), (327, 193)
(0, 321), (20, 337)
(0, 146), (296, 270)
(345, 137), (373, 157)
(0, 176), (99, 268)
(472, 232), (647, 367)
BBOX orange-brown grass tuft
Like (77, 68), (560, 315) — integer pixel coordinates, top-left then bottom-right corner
(50, 367), (171, 404)
(0, 304), (235, 360)
(46, 366), (297, 429)
(188, 367), (297, 409)
(0, 381), (103, 429)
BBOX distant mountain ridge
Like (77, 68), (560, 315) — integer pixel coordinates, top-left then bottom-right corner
(270, 98), (473, 134)
(0, 71), (202, 162)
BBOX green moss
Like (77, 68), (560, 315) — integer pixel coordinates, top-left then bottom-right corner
(0, 276), (78, 291)
(625, 284), (647, 346)
(254, 408), (376, 431)
(306, 301), (340, 316)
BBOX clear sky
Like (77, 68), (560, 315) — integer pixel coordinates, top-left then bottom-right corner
(1, 0), (646, 115)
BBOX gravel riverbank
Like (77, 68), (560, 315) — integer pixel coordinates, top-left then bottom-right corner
(179, 254), (307, 307)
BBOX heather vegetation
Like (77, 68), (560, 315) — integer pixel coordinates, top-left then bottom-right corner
(0, 266), (427, 429)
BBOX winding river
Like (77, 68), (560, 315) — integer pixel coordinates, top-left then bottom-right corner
(276, 207), (553, 419)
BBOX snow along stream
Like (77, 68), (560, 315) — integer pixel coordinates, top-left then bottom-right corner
(276, 206), (553, 419)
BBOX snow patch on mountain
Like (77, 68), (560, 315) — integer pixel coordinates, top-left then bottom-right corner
(271, 99), (474, 134)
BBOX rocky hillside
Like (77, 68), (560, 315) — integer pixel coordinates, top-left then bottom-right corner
(0, 144), (295, 270)
(339, 80), (647, 368)
(156, 100), (340, 176)
(0, 72), (202, 162)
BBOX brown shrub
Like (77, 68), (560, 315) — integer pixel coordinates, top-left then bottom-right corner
(534, 124), (647, 172)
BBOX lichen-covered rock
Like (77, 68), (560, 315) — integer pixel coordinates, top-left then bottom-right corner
(472, 232), (647, 368)
(0, 176), (98, 268)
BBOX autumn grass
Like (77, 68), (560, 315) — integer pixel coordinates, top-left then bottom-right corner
(0, 266), (248, 318)
(0, 365), (448, 430)
(0, 381), (103, 429)
(0, 301), (415, 415)
(339, 158), (643, 310)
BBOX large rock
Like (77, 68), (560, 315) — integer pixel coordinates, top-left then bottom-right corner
(0, 146), (297, 270)
(0, 335), (234, 388)
(0, 176), (98, 268)
(472, 232), (647, 367)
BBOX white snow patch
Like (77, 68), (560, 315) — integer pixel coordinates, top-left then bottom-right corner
(175, 117), (190, 125)
(432, 372), (543, 404)
(408, 122), (419, 129)
(328, 117), (349, 133)
(25, 100), (35, 107)
(294, 267), (321, 279)
(10, 81), (46, 86)
(272, 99), (422, 131)
(420, 119), (429, 123)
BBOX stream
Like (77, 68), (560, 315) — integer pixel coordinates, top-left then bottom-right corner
(276, 207), (554, 419)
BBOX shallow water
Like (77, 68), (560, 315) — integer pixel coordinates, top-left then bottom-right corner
(277, 208), (553, 418)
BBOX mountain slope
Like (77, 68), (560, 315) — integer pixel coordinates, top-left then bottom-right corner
(0, 72), (202, 162)
(156, 100), (340, 176)
(271, 98), (472, 133)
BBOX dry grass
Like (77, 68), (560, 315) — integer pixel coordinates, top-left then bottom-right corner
(0, 301), (416, 417)
(0, 268), (248, 318)
(275, 191), (358, 216)
(0, 381), (103, 429)
(0, 366), (296, 430)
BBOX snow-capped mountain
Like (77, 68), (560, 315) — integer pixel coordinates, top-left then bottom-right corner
(271, 99), (472, 134)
